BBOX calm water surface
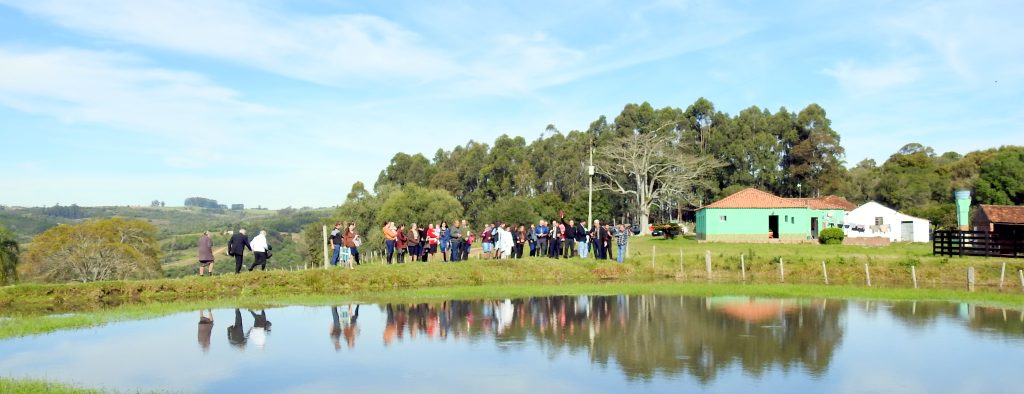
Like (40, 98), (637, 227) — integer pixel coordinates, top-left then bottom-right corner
(1, 295), (1023, 393)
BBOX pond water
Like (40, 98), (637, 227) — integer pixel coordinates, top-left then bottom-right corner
(1, 295), (1023, 393)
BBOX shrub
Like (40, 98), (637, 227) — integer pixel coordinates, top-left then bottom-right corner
(819, 228), (845, 245)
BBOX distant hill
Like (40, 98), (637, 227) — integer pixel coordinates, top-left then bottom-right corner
(0, 204), (336, 278)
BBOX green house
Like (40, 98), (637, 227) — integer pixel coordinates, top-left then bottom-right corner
(696, 188), (847, 243)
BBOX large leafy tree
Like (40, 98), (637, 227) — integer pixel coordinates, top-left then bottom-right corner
(975, 147), (1024, 205)
(0, 224), (18, 285)
(780, 104), (846, 197)
(375, 153), (435, 191)
(876, 144), (949, 210)
(23, 218), (161, 283)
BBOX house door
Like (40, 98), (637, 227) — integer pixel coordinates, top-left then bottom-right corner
(810, 218), (819, 239)
(769, 215), (779, 239)
(901, 221), (914, 242)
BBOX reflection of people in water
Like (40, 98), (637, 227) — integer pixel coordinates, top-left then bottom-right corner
(198, 310), (214, 352)
(331, 305), (360, 351)
(248, 309), (271, 350)
(343, 305), (359, 349)
(330, 307), (342, 351)
(227, 309), (246, 349)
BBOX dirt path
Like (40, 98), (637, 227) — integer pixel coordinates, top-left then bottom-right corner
(164, 246), (228, 268)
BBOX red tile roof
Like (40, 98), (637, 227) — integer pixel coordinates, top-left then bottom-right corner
(704, 188), (854, 210)
(705, 188), (805, 209)
(817, 195), (857, 211)
(979, 205), (1024, 224)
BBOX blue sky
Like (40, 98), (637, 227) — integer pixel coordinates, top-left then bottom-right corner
(1, 0), (1021, 208)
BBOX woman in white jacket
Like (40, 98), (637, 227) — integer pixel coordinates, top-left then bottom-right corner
(497, 224), (514, 259)
(249, 230), (270, 271)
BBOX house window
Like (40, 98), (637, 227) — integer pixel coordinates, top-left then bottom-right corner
(874, 217), (884, 225)
(719, 215), (727, 222)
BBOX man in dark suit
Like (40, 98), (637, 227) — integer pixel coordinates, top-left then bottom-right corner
(228, 229), (251, 274)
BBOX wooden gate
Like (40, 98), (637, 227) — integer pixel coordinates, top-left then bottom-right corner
(933, 230), (1024, 258)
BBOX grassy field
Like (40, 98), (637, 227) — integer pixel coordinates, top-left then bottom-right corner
(2, 235), (1023, 339)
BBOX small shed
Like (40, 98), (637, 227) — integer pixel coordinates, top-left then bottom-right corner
(844, 201), (930, 242)
(974, 205), (1024, 237)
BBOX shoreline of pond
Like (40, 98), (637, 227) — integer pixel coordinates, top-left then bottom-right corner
(2, 278), (1024, 340)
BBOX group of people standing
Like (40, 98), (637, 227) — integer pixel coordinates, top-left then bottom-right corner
(377, 218), (633, 264)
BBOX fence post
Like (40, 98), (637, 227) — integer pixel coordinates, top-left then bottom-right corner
(822, 260), (829, 285)
(911, 266), (918, 289)
(322, 225), (329, 269)
(779, 258), (785, 283)
(1018, 269), (1023, 291)
(705, 250), (712, 279)
(999, 262), (1006, 289)
(740, 254), (746, 282)
(679, 249), (684, 276)
(968, 266), (976, 292)
(864, 263), (871, 287)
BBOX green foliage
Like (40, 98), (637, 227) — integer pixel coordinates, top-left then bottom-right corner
(818, 228), (845, 245)
(530, 192), (568, 221)
(378, 184), (464, 228)
(876, 144), (949, 210)
(0, 224), (19, 285)
(23, 218), (162, 283)
(481, 197), (539, 227)
(974, 147), (1024, 205)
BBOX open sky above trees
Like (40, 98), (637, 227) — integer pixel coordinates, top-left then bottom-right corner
(1, 0), (1022, 208)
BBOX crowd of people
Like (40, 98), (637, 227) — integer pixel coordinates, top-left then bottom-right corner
(198, 218), (634, 275)
(371, 218), (633, 264)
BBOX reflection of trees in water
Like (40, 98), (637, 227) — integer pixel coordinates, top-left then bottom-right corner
(379, 295), (845, 384)
(885, 301), (1024, 338)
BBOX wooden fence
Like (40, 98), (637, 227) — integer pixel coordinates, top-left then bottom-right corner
(933, 230), (1024, 258)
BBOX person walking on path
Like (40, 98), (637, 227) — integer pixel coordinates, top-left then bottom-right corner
(249, 230), (270, 271)
(329, 223), (343, 267)
(197, 231), (215, 276)
(382, 221), (397, 264)
(614, 224), (630, 263)
(342, 223), (360, 268)
(228, 229), (251, 274)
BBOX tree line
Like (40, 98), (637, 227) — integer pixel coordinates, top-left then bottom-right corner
(362, 98), (1023, 230)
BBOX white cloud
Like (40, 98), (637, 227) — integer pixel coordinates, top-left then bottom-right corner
(823, 61), (921, 97)
(0, 47), (271, 167)
(1, 0), (456, 86)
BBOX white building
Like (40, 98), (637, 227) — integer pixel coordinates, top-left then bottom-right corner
(844, 201), (931, 243)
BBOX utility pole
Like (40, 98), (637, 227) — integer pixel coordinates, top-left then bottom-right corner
(588, 139), (594, 229)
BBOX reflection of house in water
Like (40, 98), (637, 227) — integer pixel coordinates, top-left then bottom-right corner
(709, 296), (798, 322)
(377, 295), (846, 384)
